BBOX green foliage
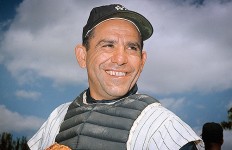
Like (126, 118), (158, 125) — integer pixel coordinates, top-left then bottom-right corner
(0, 132), (29, 150)
(221, 107), (232, 130)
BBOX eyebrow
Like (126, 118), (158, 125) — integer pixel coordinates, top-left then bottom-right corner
(96, 39), (141, 48)
(95, 39), (116, 48)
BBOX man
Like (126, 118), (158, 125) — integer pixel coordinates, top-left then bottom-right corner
(202, 122), (224, 150)
(28, 4), (203, 150)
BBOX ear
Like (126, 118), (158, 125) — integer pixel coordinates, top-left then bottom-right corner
(140, 50), (147, 71)
(221, 139), (224, 145)
(75, 44), (87, 68)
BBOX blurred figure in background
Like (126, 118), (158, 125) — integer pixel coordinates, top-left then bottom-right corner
(202, 122), (224, 150)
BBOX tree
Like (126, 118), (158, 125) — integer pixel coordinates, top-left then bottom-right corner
(0, 132), (30, 150)
(221, 107), (232, 130)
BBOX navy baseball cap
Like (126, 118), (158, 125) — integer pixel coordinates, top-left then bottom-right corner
(83, 4), (153, 41)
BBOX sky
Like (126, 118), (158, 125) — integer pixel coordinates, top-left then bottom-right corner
(0, 0), (232, 149)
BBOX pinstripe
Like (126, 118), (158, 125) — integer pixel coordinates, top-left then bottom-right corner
(146, 116), (169, 150)
(135, 109), (160, 146)
(158, 130), (170, 150)
(150, 113), (189, 149)
(131, 104), (162, 149)
(141, 107), (171, 149)
(174, 117), (199, 140)
(129, 103), (166, 149)
(148, 109), (197, 149)
(170, 117), (199, 142)
(127, 104), (203, 150)
(30, 123), (46, 149)
(28, 125), (45, 148)
(141, 112), (168, 149)
(145, 113), (175, 149)
(153, 139), (159, 150)
(42, 112), (58, 147)
(164, 123), (181, 147)
(28, 135), (42, 148)
(38, 123), (46, 150)
(40, 105), (64, 148)
(43, 103), (68, 146)
(28, 102), (71, 150)
(170, 119), (190, 142)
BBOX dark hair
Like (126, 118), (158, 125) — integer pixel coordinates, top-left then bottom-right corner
(82, 28), (144, 52)
(82, 29), (95, 50)
(202, 122), (223, 144)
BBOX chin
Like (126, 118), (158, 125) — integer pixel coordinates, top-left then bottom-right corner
(107, 89), (129, 99)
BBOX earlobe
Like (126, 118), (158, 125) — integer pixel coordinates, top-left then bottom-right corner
(75, 44), (87, 68)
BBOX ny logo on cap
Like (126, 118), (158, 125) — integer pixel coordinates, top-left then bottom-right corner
(115, 5), (127, 11)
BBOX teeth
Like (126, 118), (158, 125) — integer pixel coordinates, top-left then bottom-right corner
(106, 71), (126, 76)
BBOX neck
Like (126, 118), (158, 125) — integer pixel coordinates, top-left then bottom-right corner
(86, 84), (138, 103)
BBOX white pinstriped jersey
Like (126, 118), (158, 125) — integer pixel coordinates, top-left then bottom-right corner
(28, 94), (204, 150)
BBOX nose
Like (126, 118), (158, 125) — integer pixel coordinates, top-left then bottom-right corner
(111, 46), (128, 66)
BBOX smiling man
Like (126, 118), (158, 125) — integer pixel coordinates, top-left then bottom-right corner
(77, 18), (146, 100)
(28, 4), (203, 150)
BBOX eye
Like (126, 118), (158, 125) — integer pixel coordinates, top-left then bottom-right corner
(129, 46), (138, 51)
(102, 44), (114, 48)
(127, 43), (140, 52)
(128, 45), (140, 52)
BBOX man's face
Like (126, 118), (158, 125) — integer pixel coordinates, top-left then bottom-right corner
(78, 19), (147, 100)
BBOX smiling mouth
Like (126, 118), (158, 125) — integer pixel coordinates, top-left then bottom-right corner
(106, 70), (126, 77)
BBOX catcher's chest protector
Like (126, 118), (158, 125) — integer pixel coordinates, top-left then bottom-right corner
(55, 93), (159, 150)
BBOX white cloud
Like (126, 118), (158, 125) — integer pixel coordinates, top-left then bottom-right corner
(0, 0), (89, 86)
(0, 105), (45, 133)
(15, 90), (41, 100)
(159, 97), (186, 111)
(0, 0), (232, 94)
(139, 0), (232, 94)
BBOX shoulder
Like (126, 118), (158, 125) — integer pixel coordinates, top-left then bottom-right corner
(130, 94), (159, 103)
(48, 102), (72, 118)
(28, 102), (71, 150)
(127, 102), (202, 150)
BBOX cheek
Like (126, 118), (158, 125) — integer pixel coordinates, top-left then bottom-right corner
(130, 57), (144, 70)
(87, 52), (111, 70)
